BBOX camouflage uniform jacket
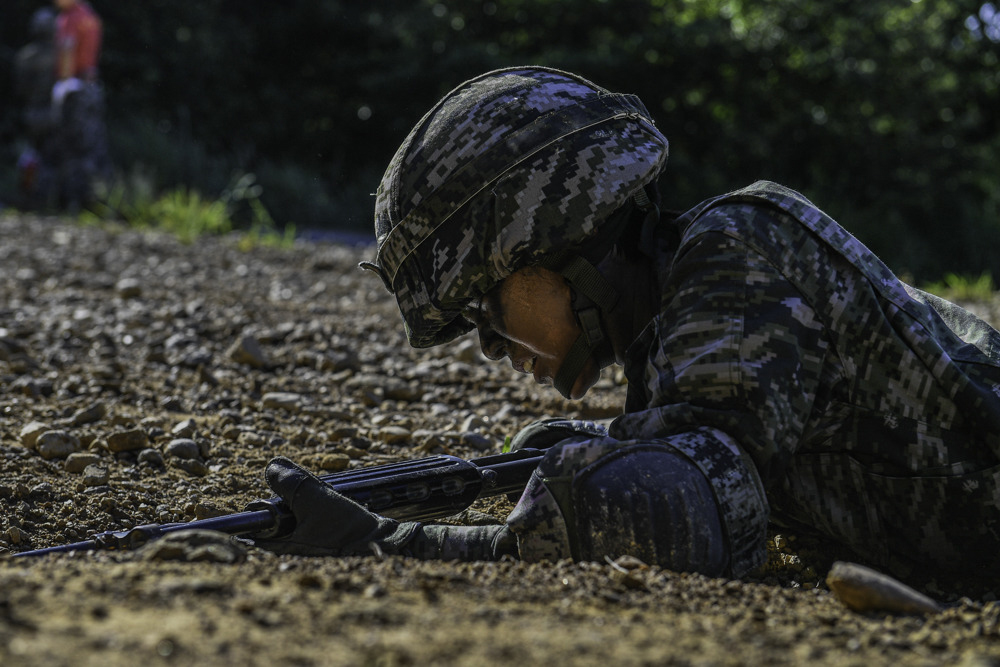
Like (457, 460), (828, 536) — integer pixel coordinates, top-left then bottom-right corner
(596, 179), (1000, 576)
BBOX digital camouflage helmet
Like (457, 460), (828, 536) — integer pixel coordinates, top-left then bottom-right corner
(362, 67), (669, 397)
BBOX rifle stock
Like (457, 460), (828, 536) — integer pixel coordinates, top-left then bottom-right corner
(13, 447), (546, 558)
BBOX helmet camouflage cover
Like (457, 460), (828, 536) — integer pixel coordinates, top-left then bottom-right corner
(365, 66), (669, 348)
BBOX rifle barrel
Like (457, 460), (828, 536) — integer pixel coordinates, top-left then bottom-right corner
(11, 447), (547, 558)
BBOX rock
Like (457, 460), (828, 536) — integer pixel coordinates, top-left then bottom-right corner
(65, 452), (102, 473)
(12, 377), (53, 398)
(82, 464), (110, 487)
(67, 402), (106, 426)
(347, 374), (420, 402)
(460, 432), (493, 451)
(826, 561), (942, 615)
(35, 431), (80, 459)
(171, 418), (198, 438)
(107, 428), (148, 453)
(193, 502), (226, 520)
(138, 448), (166, 467)
(19, 421), (50, 449)
(160, 396), (185, 412)
(115, 277), (142, 298)
(197, 438), (212, 459)
(382, 378), (422, 402)
(318, 453), (350, 472)
(454, 338), (482, 363)
(174, 459), (210, 476)
(460, 414), (488, 431)
(237, 431), (266, 447)
(137, 529), (247, 563)
(261, 392), (305, 412)
(377, 426), (412, 444)
(165, 438), (202, 460)
(318, 349), (360, 372)
(228, 334), (270, 368)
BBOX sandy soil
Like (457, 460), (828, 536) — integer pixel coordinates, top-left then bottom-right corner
(1, 213), (999, 666)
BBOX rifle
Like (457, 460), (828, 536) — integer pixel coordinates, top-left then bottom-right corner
(13, 447), (545, 558)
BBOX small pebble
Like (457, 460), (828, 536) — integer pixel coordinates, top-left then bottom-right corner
(138, 448), (166, 467)
(174, 459), (210, 476)
(67, 402), (107, 426)
(377, 426), (412, 444)
(227, 334), (270, 368)
(261, 392), (304, 412)
(318, 453), (350, 471)
(115, 277), (142, 298)
(82, 464), (110, 487)
(171, 419), (197, 439)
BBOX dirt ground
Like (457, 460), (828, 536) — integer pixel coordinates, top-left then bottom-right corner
(1, 213), (999, 667)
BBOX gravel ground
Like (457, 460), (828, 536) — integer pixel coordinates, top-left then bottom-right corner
(1, 213), (999, 666)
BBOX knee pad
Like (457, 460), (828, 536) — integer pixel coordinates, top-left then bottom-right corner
(571, 445), (728, 575)
(508, 440), (730, 576)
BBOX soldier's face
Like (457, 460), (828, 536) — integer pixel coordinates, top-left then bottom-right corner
(469, 266), (600, 399)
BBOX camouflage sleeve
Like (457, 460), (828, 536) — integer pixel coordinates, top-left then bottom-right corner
(607, 226), (833, 574)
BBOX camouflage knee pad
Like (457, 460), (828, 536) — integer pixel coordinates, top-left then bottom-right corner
(506, 437), (760, 576)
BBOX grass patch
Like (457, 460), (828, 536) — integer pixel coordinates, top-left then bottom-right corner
(81, 169), (296, 249)
(922, 272), (996, 303)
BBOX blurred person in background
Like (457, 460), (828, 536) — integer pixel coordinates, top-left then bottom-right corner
(50, 0), (111, 212)
(13, 8), (58, 209)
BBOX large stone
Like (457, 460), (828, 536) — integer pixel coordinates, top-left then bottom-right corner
(35, 431), (80, 459)
(67, 402), (106, 426)
(107, 428), (148, 453)
(82, 464), (111, 487)
(65, 452), (103, 473)
(19, 421), (50, 449)
(165, 438), (202, 460)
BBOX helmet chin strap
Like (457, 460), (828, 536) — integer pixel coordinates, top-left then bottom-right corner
(548, 188), (660, 399)
(549, 256), (618, 399)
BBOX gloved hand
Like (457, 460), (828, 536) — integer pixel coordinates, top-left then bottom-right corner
(251, 457), (420, 557)
(507, 418), (608, 452)
(252, 457), (519, 561)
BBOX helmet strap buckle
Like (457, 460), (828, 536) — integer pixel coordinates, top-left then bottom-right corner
(359, 261), (394, 293)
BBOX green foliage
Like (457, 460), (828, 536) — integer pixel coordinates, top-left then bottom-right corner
(147, 189), (231, 243)
(2, 0), (998, 281)
(81, 168), (295, 248)
(923, 272), (996, 304)
(82, 179), (230, 244)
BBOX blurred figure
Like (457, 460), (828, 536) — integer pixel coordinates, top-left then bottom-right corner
(13, 8), (58, 209)
(51, 0), (111, 212)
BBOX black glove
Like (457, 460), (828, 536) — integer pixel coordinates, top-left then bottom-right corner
(505, 419), (608, 502)
(507, 418), (608, 452)
(252, 457), (519, 561)
(252, 456), (419, 557)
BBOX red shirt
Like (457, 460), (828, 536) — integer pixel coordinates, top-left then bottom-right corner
(56, 2), (102, 80)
